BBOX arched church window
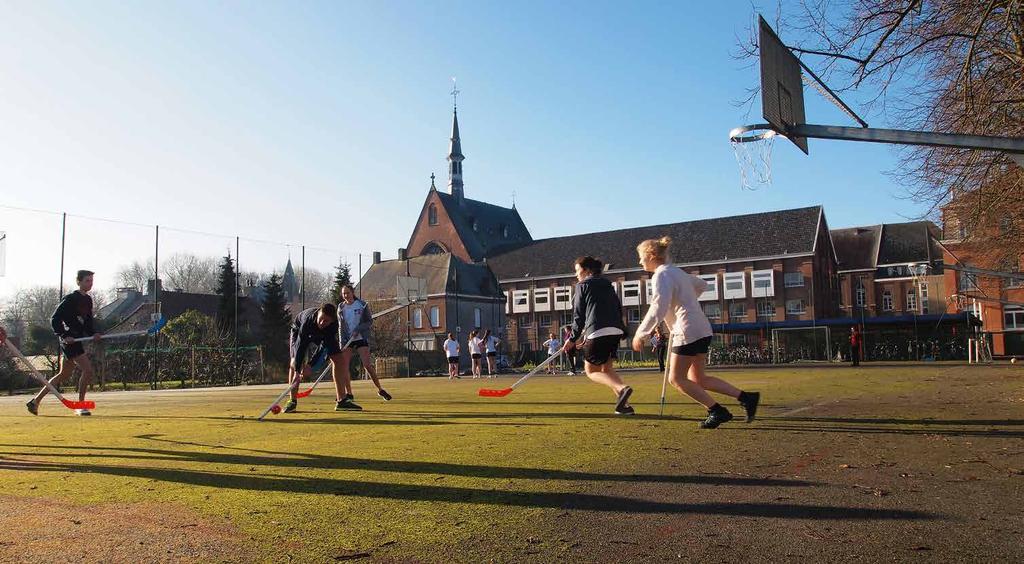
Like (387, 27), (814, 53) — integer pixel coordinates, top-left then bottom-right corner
(428, 204), (438, 226)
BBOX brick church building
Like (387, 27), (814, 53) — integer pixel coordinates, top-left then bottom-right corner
(358, 105), (981, 362)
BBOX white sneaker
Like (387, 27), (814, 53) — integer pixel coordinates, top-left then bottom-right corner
(74, 408), (91, 416)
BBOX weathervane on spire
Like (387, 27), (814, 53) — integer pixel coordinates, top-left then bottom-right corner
(450, 76), (460, 111)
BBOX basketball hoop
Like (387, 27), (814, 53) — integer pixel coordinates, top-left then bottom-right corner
(949, 293), (969, 311)
(729, 124), (778, 190)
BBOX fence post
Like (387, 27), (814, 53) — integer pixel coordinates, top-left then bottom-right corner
(258, 345), (265, 384)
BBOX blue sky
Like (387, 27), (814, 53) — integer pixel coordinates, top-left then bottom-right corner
(0, 1), (927, 295)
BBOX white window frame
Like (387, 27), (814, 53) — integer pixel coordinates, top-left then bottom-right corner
(698, 274), (719, 302)
(533, 287), (551, 312)
(785, 299), (806, 315)
(512, 290), (530, 313)
(553, 286), (572, 311)
(702, 302), (722, 320)
(538, 314), (552, 327)
(723, 272), (746, 300)
(645, 279), (654, 304)
(906, 289), (917, 312)
(919, 283), (929, 314)
(882, 290), (893, 312)
(627, 309), (642, 323)
(520, 317), (533, 328)
(751, 269), (775, 298)
(504, 292), (510, 314)
(855, 280), (866, 308)
(756, 300), (775, 319)
(429, 306), (440, 328)
(1004, 306), (1024, 330)
(784, 272), (804, 288)
(474, 307), (482, 328)
(729, 301), (747, 319)
(621, 280), (641, 306)
(611, 281), (619, 298)
(413, 308), (423, 329)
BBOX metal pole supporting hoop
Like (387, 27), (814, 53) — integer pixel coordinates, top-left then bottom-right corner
(729, 124), (780, 191)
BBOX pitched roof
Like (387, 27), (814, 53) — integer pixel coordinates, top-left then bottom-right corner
(435, 192), (532, 261)
(831, 221), (942, 272)
(831, 225), (881, 271)
(356, 254), (503, 307)
(877, 221), (941, 265)
(487, 206), (824, 280)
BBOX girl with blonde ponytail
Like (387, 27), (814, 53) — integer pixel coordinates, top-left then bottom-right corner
(632, 236), (760, 429)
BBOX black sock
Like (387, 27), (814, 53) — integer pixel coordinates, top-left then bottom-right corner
(709, 402), (722, 413)
(738, 391), (749, 404)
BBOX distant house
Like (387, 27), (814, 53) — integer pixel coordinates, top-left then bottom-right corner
(98, 279), (261, 336)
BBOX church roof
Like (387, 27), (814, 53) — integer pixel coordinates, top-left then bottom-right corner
(435, 192), (532, 261)
(486, 206), (826, 280)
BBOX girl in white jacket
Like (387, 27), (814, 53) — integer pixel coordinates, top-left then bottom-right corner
(631, 236), (760, 428)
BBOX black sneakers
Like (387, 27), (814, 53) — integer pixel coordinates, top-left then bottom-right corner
(614, 405), (635, 415)
(283, 400), (298, 413)
(377, 389), (392, 401)
(25, 399), (38, 416)
(615, 386), (633, 414)
(700, 405), (734, 429)
(336, 398), (363, 411)
(738, 391), (760, 422)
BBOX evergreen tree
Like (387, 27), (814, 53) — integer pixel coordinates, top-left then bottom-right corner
(260, 274), (292, 364)
(329, 259), (353, 303)
(215, 254), (238, 332)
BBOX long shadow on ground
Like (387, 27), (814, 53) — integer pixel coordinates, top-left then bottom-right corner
(0, 456), (936, 520)
(0, 437), (811, 487)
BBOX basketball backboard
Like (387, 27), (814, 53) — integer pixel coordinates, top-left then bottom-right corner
(759, 15), (807, 154)
(396, 276), (427, 305)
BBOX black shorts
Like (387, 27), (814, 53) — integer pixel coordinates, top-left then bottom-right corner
(671, 336), (713, 357)
(583, 335), (619, 366)
(471, 353), (482, 360)
(447, 356), (459, 365)
(486, 351), (496, 357)
(60, 341), (86, 360)
(347, 339), (369, 350)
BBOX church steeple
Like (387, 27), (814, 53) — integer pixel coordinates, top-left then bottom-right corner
(447, 81), (465, 203)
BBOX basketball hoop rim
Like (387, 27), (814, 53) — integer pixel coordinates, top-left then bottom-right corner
(729, 124), (781, 143)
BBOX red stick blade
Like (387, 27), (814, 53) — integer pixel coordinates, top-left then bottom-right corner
(478, 387), (513, 397)
(61, 399), (96, 410)
(296, 389), (313, 398)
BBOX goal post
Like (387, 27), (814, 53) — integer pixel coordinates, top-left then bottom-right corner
(770, 326), (831, 363)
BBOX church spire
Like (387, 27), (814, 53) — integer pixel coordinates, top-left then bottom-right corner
(447, 79), (465, 203)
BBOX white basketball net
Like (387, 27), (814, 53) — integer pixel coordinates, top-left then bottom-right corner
(731, 130), (776, 191)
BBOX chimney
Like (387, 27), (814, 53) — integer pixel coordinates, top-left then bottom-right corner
(372, 251), (382, 265)
(146, 278), (162, 296)
(398, 248), (408, 261)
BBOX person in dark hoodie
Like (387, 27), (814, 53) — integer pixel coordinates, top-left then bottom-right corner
(27, 269), (101, 416)
(283, 303), (345, 413)
(562, 256), (634, 415)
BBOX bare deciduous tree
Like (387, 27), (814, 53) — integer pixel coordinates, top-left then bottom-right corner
(741, 1), (1024, 264)
(163, 253), (217, 293)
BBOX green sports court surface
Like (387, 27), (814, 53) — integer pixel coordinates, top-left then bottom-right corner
(1, 364), (1021, 562)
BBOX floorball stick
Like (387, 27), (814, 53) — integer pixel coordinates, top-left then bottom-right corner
(72, 315), (166, 343)
(659, 331), (671, 417)
(478, 349), (561, 397)
(0, 328), (95, 410)
(258, 336), (356, 420)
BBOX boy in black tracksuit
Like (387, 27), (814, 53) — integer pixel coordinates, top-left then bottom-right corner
(285, 303), (355, 412)
(27, 270), (100, 416)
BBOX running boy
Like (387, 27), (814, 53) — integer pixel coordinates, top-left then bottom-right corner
(285, 303), (345, 413)
(443, 332), (461, 379)
(562, 256), (634, 415)
(337, 284), (391, 408)
(631, 236), (760, 428)
(26, 269), (101, 416)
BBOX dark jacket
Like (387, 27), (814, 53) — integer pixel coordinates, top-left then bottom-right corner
(290, 307), (339, 362)
(51, 291), (94, 339)
(569, 276), (626, 342)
